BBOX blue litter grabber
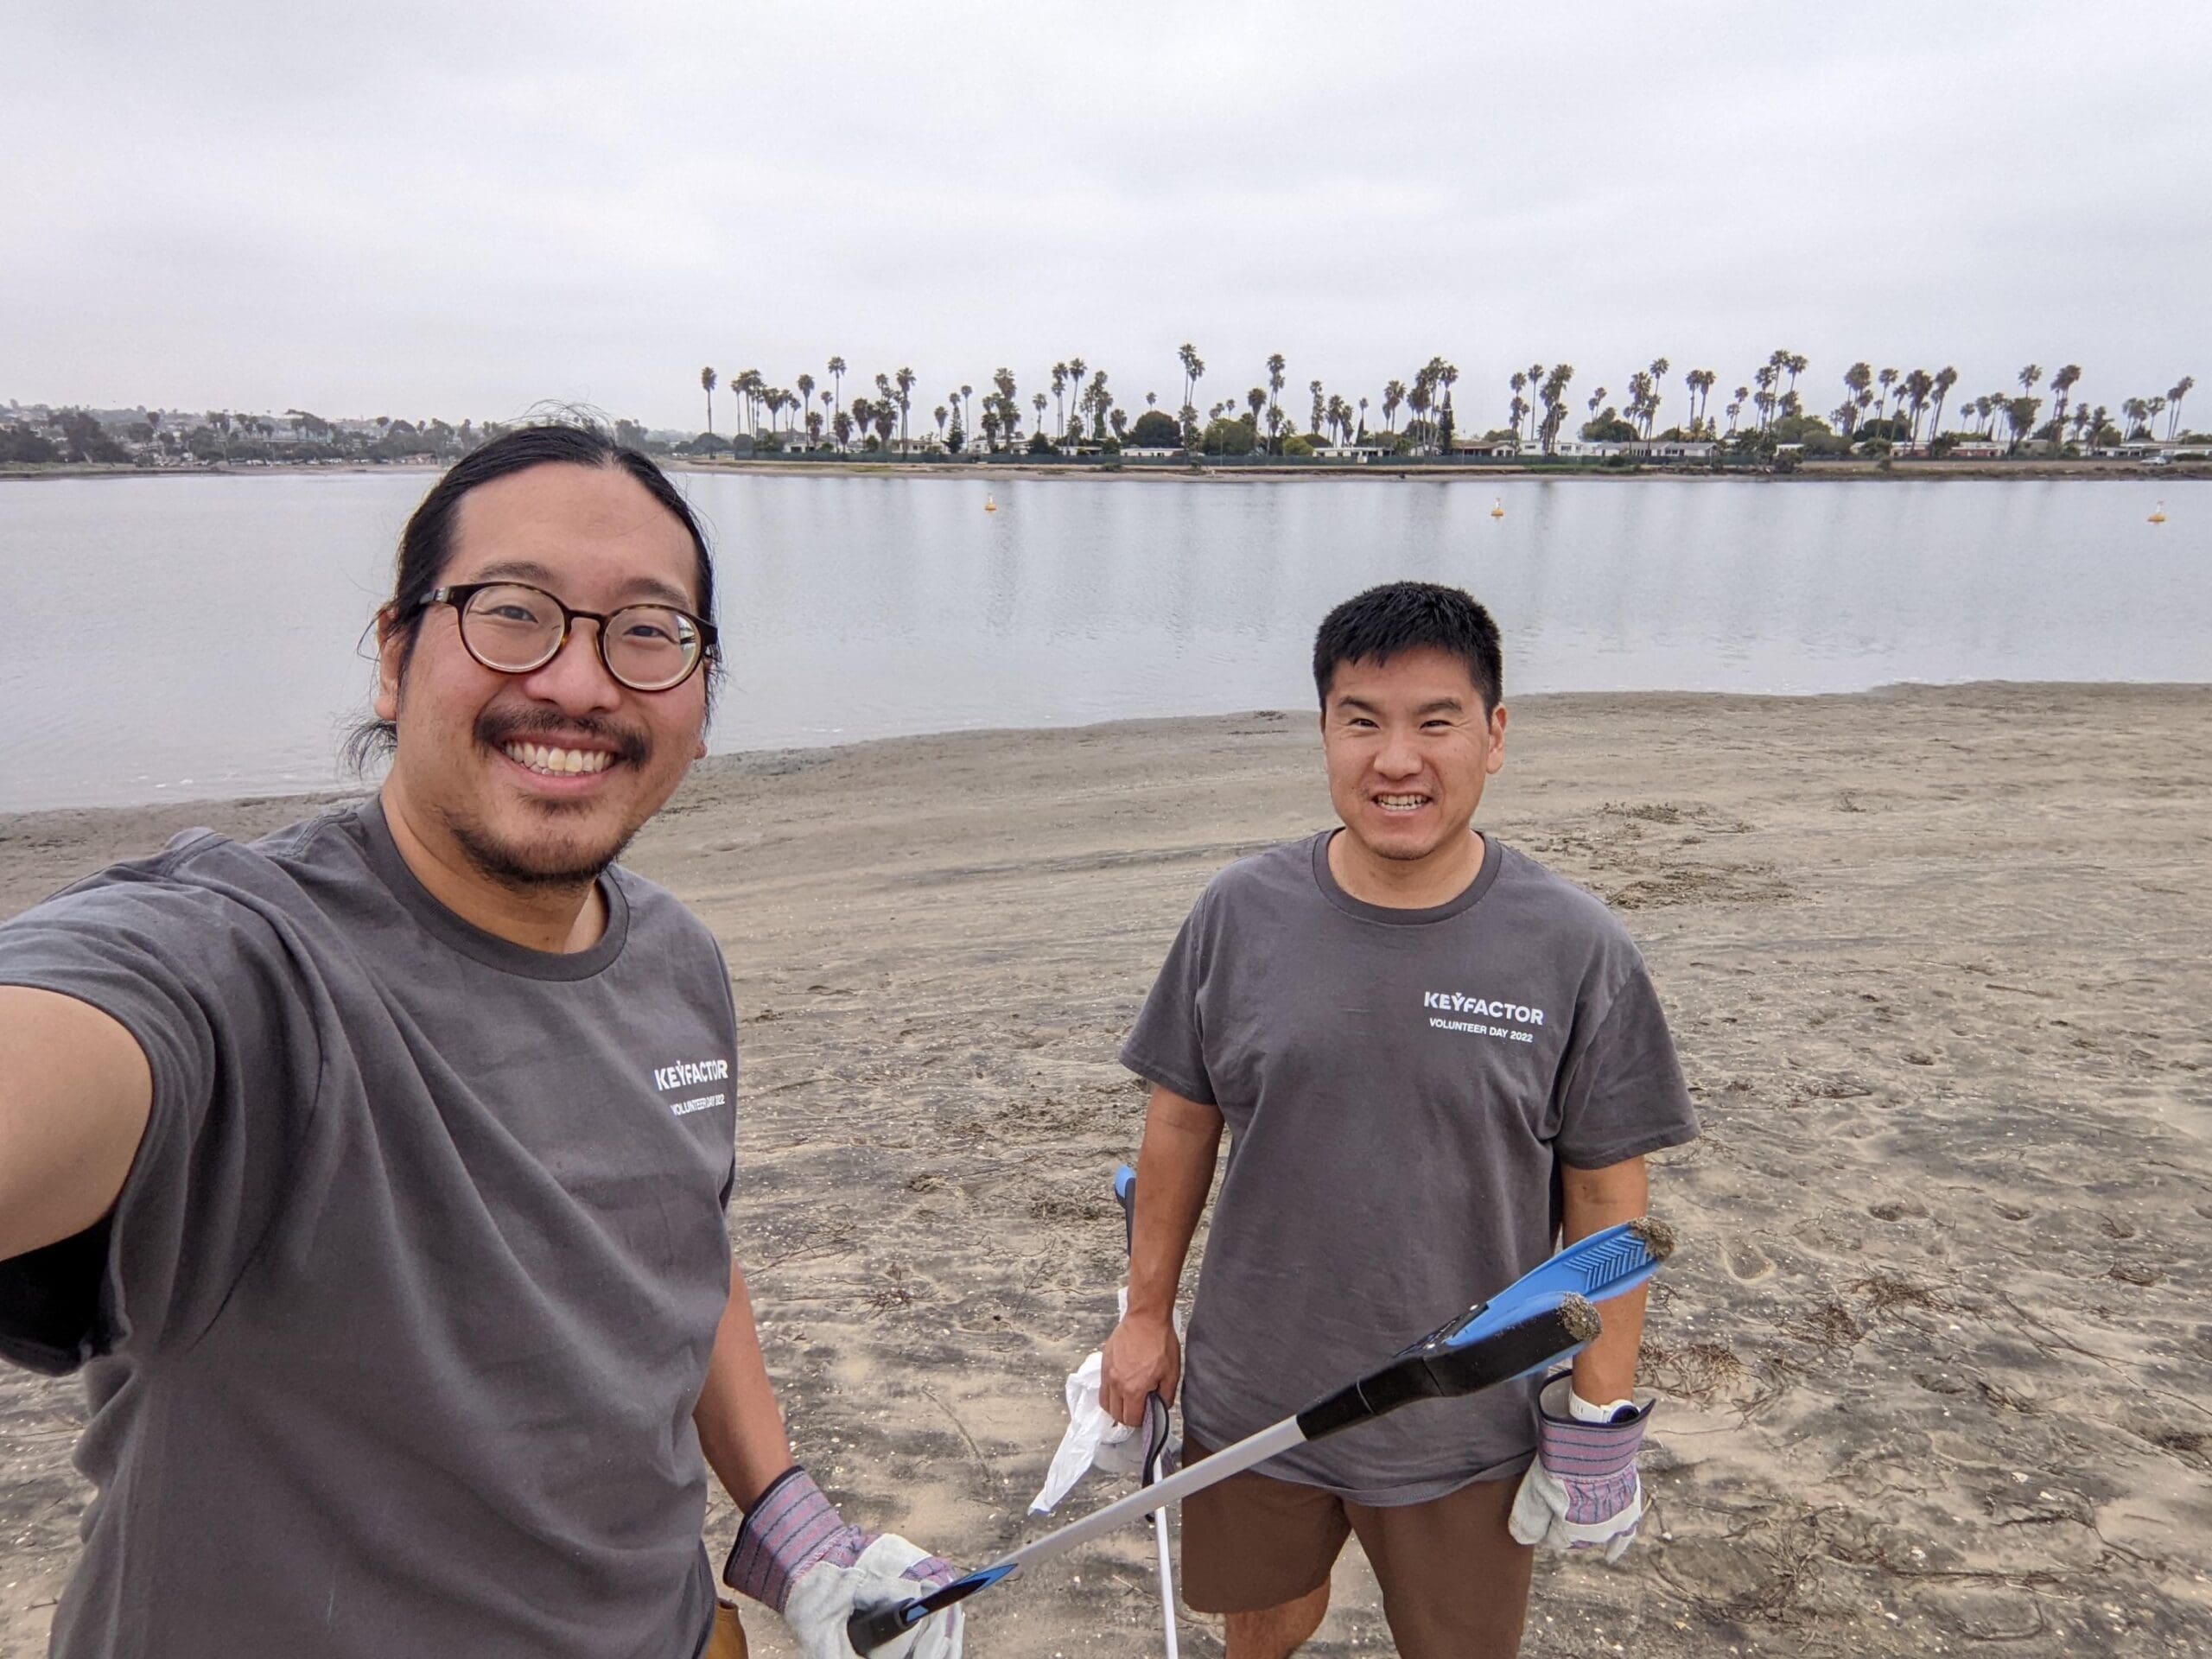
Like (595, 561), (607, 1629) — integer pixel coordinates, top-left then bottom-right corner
(846, 1210), (1674, 1652)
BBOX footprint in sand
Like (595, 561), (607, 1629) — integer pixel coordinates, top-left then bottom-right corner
(1723, 1236), (1775, 1281)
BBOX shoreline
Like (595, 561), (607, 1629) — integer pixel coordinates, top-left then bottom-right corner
(4, 456), (2202, 484)
(3, 679), (2209, 1656)
(5, 678), (2208, 825)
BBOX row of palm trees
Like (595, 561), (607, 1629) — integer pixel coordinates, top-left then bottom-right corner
(696, 349), (2198, 458)
(702, 358), (1133, 454)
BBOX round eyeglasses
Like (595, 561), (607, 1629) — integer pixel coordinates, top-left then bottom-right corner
(419, 581), (717, 693)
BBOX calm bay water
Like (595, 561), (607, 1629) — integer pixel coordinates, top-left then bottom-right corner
(1, 471), (2205, 812)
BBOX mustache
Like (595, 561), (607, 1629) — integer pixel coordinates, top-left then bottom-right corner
(475, 709), (652, 767)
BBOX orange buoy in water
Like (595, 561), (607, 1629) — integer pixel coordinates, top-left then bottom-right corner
(2148, 500), (2167, 524)
(1491, 496), (1505, 518)
(984, 493), (998, 513)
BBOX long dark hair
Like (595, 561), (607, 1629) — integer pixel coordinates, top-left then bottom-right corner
(344, 424), (721, 772)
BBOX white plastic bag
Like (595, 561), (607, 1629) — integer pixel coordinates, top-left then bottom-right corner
(1029, 1290), (1178, 1514)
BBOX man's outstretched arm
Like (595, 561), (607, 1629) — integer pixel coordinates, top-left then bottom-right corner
(0, 988), (152, 1262)
(1099, 1083), (1224, 1427)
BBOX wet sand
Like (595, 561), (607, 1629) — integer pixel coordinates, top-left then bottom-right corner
(3, 683), (2209, 1656)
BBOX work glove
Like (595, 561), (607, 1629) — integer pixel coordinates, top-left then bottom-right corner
(723, 1465), (963, 1657)
(1507, 1375), (1652, 1564)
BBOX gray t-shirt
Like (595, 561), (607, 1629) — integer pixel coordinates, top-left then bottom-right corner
(1121, 830), (1697, 1503)
(0, 800), (740, 1659)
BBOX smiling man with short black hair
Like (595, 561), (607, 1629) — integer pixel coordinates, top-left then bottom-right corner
(1101, 580), (1699, 1659)
(0, 425), (960, 1659)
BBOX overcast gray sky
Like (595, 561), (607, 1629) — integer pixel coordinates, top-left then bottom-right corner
(8, 1), (2208, 433)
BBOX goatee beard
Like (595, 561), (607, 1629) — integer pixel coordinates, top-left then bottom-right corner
(443, 809), (636, 894)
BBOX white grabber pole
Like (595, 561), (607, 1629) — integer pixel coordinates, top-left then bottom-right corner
(1112, 1163), (1179, 1659)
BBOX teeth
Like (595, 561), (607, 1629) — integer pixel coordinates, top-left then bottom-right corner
(503, 742), (613, 776)
(1376, 793), (1428, 808)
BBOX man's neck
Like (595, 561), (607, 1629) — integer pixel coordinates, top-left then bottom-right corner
(1328, 826), (1487, 910)
(378, 785), (607, 954)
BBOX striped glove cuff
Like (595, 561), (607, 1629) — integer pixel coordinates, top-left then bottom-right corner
(1533, 1376), (1650, 1526)
(721, 1466), (868, 1612)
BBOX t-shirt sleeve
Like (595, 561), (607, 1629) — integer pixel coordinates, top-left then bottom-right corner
(1550, 944), (1700, 1169)
(1118, 893), (1217, 1106)
(0, 864), (318, 1374)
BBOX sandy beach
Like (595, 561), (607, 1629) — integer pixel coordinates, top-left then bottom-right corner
(3, 683), (2209, 1657)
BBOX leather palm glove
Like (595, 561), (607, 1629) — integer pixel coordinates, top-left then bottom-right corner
(1507, 1375), (1652, 1564)
(723, 1466), (963, 1657)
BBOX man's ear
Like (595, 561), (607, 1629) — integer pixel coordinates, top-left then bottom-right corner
(373, 613), (405, 722)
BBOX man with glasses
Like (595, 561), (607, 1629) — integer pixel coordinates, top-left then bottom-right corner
(0, 425), (961, 1659)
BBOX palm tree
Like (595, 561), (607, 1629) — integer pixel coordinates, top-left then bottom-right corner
(895, 367), (916, 449)
(1874, 367), (1897, 425)
(2048, 365), (2081, 447)
(1265, 353), (1287, 452)
(1177, 344), (1204, 440)
(933, 404), (948, 442)
(1385, 378), (1407, 435)
(827, 357), (848, 447)
(1052, 364), (1068, 436)
(1033, 391), (1048, 442)
(1838, 363), (1872, 439)
(1246, 385), (1267, 439)
(1538, 365), (1574, 454)
(1643, 359), (1669, 435)
(796, 372), (816, 442)
(1683, 367), (1715, 435)
(1086, 370), (1110, 441)
(960, 384), (974, 436)
(2167, 376), (2195, 438)
(1357, 396), (1369, 441)
(1904, 370), (1936, 443)
(700, 367), (717, 435)
(1930, 366), (1958, 436)
(1763, 351), (1791, 427)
